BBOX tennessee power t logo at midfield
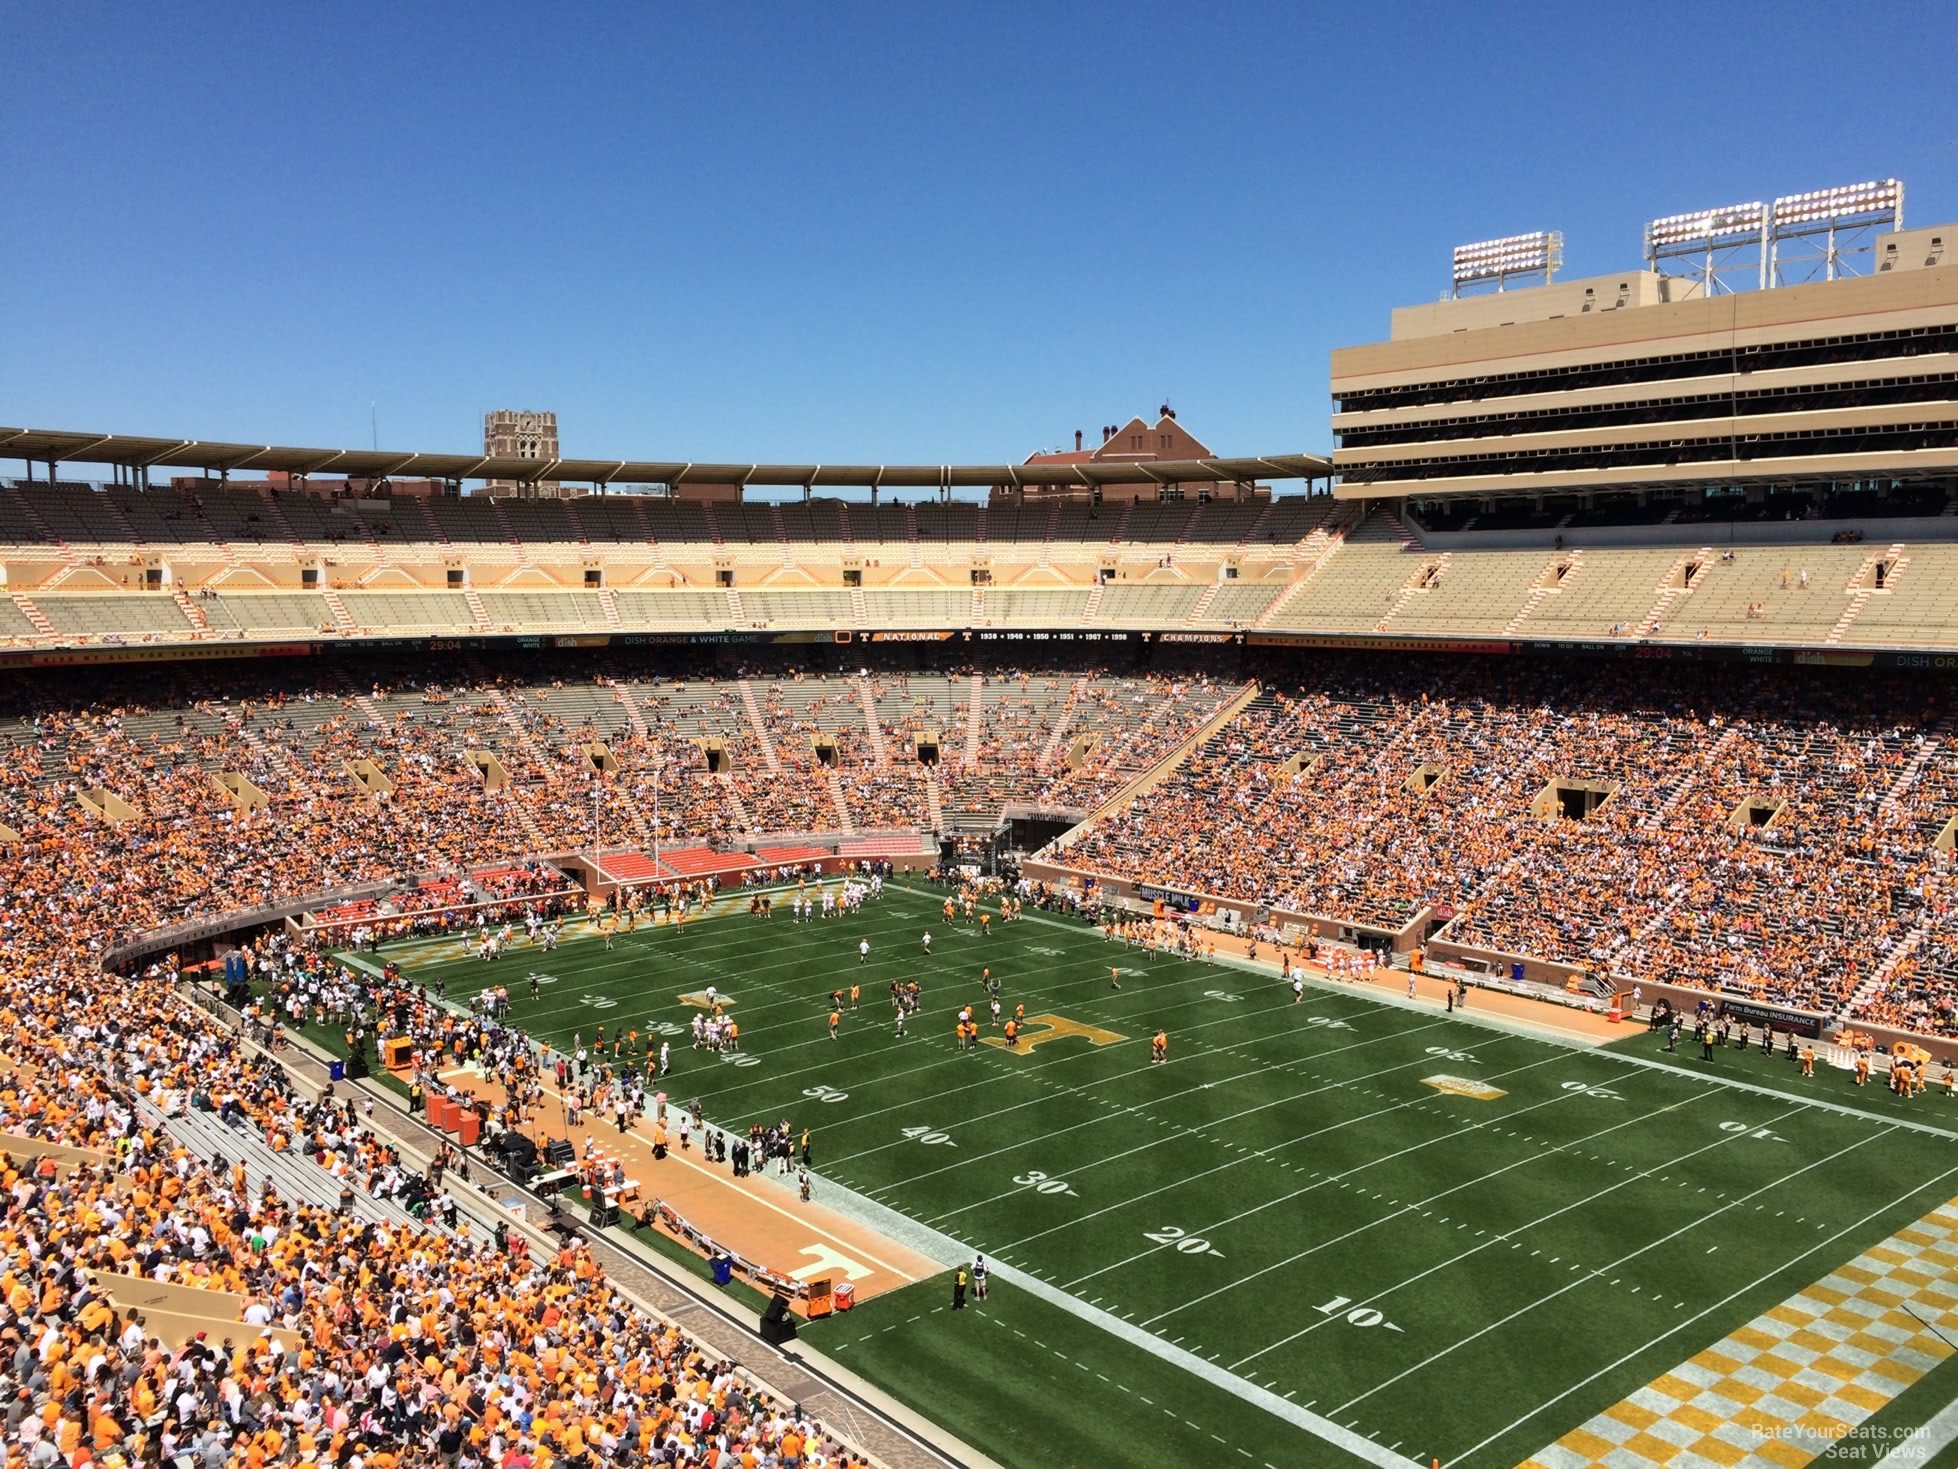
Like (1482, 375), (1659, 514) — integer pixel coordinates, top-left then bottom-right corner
(981, 1013), (1125, 1054)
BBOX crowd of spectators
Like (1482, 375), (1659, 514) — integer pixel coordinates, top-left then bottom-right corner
(1060, 656), (1958, 1030)
(4, 641), (1958, 1466)
(0, 661), (894, 1466)
(4, 650), (1956, 1035)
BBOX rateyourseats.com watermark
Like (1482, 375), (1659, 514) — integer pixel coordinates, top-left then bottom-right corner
(1754, 1422), (1935, 1460)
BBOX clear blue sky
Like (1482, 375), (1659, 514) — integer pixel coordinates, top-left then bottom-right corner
(4, 1), (1954, 468)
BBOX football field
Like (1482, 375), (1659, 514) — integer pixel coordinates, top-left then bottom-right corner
(363, 885), (1958, 1467)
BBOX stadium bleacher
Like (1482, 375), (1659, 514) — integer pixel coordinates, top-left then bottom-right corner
(1, 477), (1957, 1048)
(5, 482), (1958, 649)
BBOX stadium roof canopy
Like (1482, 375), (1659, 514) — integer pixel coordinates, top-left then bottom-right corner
(0, 426), (1332, 489)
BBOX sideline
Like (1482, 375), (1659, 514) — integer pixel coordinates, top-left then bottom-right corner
(991, 1262), (1425, 1469)
(233, 985), (984, 1469)
(435, 1062), (931, 1285)
(342, 947), (940, 1286)
(785, 1161), (1424, 1469)
(893, 881), (1958, 1138)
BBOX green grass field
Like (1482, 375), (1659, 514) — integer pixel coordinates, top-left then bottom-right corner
(353, 884), (1958, 1468)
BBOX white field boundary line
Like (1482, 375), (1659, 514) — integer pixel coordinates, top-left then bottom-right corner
(1235, 1100), (1830, 1376)
(839, 1017), (1467, 1190)
(989, 1259), (1424, 1469)
(1587, 1044), (1958, 1142)
(1448, 1157), (1958, 1466)
(433, 1063), (925, 1284)
(1108, 1085), (1711, 1317)
(985, 1046), (1583, 1252)
(822, 1006), (1471, 1174)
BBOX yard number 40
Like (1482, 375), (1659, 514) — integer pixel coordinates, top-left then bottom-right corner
(1315, 1294), (1404, 1332)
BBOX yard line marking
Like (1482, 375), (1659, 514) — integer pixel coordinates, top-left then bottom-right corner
(988, 1260), (1422, 1469)
(1456, 1159), (1958, 1466)
(978, 1037), (1558, 1252)
(1229, 1101), (1815, 1373)
(1133, 1089), (1705, 1326)
(867, 895), (1958, 1147)
(1328, 1119), (1893, 1414)
(1585, 1046), (1958, 1141)
(1873, 1394), (1958, 1468)
(887, 1018), (1470, 1200)
(824, 991), (1413, 1169)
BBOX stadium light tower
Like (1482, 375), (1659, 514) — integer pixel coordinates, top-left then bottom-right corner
(1768, 179), (1903, 286)
(1643, 201), (1767, 295)
(1449, 231), (1564, 298)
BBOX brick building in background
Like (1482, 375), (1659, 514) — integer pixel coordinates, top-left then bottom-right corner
(484, 409), (562, 497)
(1003, 407), (1269, 504)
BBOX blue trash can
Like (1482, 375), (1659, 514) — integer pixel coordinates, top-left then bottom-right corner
(1510, 962), (1525, 984)
(329, 1060), (346, 1082)
(711, 1254), (734, 1287)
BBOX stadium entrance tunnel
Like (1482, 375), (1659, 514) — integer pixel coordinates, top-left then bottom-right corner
(1729, 793), (1788, 831)
(1005, 814), (1076, 854)
(1533, 778), (1620, 822)
(1407, 761), (1448, 796)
